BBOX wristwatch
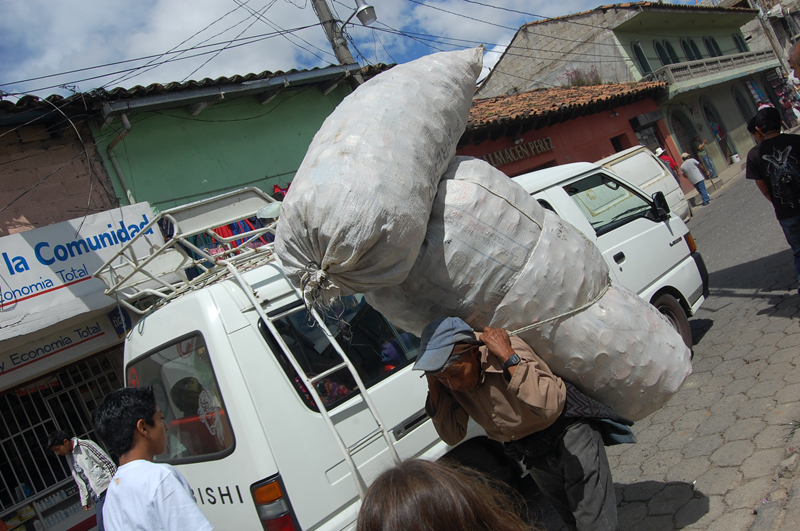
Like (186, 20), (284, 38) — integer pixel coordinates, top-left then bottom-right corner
(503, 354), (521, 369)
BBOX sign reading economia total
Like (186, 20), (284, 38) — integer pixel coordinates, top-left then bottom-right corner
(0, 203), (162, 335)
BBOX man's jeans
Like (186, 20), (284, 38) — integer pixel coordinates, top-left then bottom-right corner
(779, 215), (800, 287)
(694, 181), (711, 205)
(699, 153), (717, 178)
(93, 491), (106, 531)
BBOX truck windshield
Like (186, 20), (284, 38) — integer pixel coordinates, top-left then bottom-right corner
(260, 295), (420, 411)
(126, 334), (234, 463)
(565, 173), (652, 235)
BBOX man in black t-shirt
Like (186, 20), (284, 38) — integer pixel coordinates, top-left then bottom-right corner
(746, 107), (800, 293)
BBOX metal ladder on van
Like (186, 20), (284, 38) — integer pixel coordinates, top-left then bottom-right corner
(95, 187), (400, 498)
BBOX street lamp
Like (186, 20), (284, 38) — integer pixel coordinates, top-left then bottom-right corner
(343, 0), (377, 27)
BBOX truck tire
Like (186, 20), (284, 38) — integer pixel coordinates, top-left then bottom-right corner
(653, 293), (692, 348)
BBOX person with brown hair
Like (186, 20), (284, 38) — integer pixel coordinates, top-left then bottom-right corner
(356, 459), (535, 531)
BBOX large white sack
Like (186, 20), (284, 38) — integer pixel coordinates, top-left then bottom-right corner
(365, 157), (692, 420)
(275, 47), (484, 308)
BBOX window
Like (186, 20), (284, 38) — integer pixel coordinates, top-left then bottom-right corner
(631, 42), (652, 74)
(564, 173), (653, 236)
(733, 34), (749, 53)
(689, 39), (703, 60)
(654, 41), (671, 66)
(680, 39), (696, 61)
(127, 334), (234, 463)
(261, 295), (420, 411)
(0, 351), (122, 514)
(664, 41), (680, 63)
(704, 37), (723, 57)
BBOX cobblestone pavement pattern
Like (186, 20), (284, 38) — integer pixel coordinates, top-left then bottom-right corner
(526, 163), (800, 531)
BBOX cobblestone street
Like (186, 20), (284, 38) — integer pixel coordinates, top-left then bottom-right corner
(606, 165), (800, 530)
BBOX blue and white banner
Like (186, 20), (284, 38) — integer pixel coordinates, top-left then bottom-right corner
(0, 203), (162, 340)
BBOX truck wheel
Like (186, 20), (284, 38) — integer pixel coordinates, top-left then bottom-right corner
(653, 294), (692, 348)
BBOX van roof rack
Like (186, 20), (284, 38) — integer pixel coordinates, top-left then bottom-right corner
(95, 187), (279, 316)
(97, 186), (403, 500)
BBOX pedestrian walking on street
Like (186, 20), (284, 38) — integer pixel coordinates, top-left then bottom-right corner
(94, 387), (214, 531)
(417, 317), (634, 531)
(681, 153), (712, 206)
(693, 135), (717, 179)
(47, 430), (116, 531)
(656, 147), (683, 185)
(746, 106), (800, 294)
(356, 459), (537, 531)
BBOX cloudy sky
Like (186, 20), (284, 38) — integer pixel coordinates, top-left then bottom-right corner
(0, 0), (693, 100)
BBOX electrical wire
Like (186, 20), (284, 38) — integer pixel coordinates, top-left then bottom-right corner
(1, 23), (323, 97)
(101, 1), (255, 89)
(234, 0), (335, 62)
(181, 1), (278, 82)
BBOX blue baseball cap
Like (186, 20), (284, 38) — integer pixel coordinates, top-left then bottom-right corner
(413, 317), (481, 372)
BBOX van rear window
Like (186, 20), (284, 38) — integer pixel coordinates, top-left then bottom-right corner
(126, 334), (234, 463)
(259, 295), (420, 411)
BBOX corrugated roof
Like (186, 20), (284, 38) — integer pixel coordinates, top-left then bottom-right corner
(522, 1), (756, 28)
(0, 63), (391, 114)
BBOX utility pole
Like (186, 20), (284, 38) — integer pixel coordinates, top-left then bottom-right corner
(748, 0), (790, 74)
(311, 0), (364, 86)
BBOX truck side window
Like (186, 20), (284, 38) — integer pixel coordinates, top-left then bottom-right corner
(126, 334), (235, 463)
(564, 173), (652, 236)
(260, 295), (420, 411)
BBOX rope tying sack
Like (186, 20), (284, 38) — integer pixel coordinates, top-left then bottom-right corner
(507, 283), (610, 337)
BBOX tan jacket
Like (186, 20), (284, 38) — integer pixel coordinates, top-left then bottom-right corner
(425, 335), (566, 445)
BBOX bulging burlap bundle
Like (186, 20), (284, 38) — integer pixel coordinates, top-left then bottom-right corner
(366, 157), (692, 420)
(275, 47), (483, 309)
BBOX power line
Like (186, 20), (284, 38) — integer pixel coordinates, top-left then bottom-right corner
(103, 0), (256, 90)
(0, 23), (323, 94)
(234, 0), (335, 62)
(1, 23), (323, 96)
(181, 1), (278, 83)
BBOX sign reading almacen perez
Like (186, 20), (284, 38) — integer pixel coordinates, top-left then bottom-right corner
(0, 203), (163, 341)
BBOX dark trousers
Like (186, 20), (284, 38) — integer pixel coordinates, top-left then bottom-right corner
(779, 215), (800, 288)
(526, 420), (617, 531)
(93, 491), (106, 531)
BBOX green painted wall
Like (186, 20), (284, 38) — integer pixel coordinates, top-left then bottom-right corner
(91, 84), (351, 211)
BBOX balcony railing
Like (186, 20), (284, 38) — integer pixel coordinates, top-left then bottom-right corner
(648, 50), (778, 85)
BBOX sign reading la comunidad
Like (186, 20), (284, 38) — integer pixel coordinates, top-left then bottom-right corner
(0, 203), (163, 338)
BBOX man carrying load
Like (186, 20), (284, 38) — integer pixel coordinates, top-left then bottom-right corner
(418, 317), (634, 531)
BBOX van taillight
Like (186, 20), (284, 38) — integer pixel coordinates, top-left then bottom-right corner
(251, 477), (299, 531)
(684, 233), (697, 253)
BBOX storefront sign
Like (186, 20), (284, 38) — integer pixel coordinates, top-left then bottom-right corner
(0, 203), (162, 339)
(0, 313), (120, 391)
(481, 137), (554, 168)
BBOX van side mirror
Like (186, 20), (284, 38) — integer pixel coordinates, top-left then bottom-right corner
(652, 191), (670, 221)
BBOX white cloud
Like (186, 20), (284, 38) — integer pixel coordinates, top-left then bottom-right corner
(0, 0), (618, 99)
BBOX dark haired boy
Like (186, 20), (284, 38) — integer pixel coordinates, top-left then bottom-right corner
(94, 387), (213, 531)
(746, 106), (800, 293)
(47, 430), (116, 531)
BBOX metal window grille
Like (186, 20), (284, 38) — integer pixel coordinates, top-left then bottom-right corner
(0, 349), (123, 514)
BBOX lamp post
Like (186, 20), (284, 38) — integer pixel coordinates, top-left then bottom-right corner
(311, 0), (377, 86)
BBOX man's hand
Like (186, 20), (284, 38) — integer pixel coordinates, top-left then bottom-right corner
(426, 373), (443, 406)
(482, 327), (515, 364)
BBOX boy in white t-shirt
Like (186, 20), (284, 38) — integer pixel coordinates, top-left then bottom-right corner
(94, 387), (213, 531)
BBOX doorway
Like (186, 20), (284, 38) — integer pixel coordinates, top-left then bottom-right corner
(669, 110), (696, 155)
(702, 102), (737, 164)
